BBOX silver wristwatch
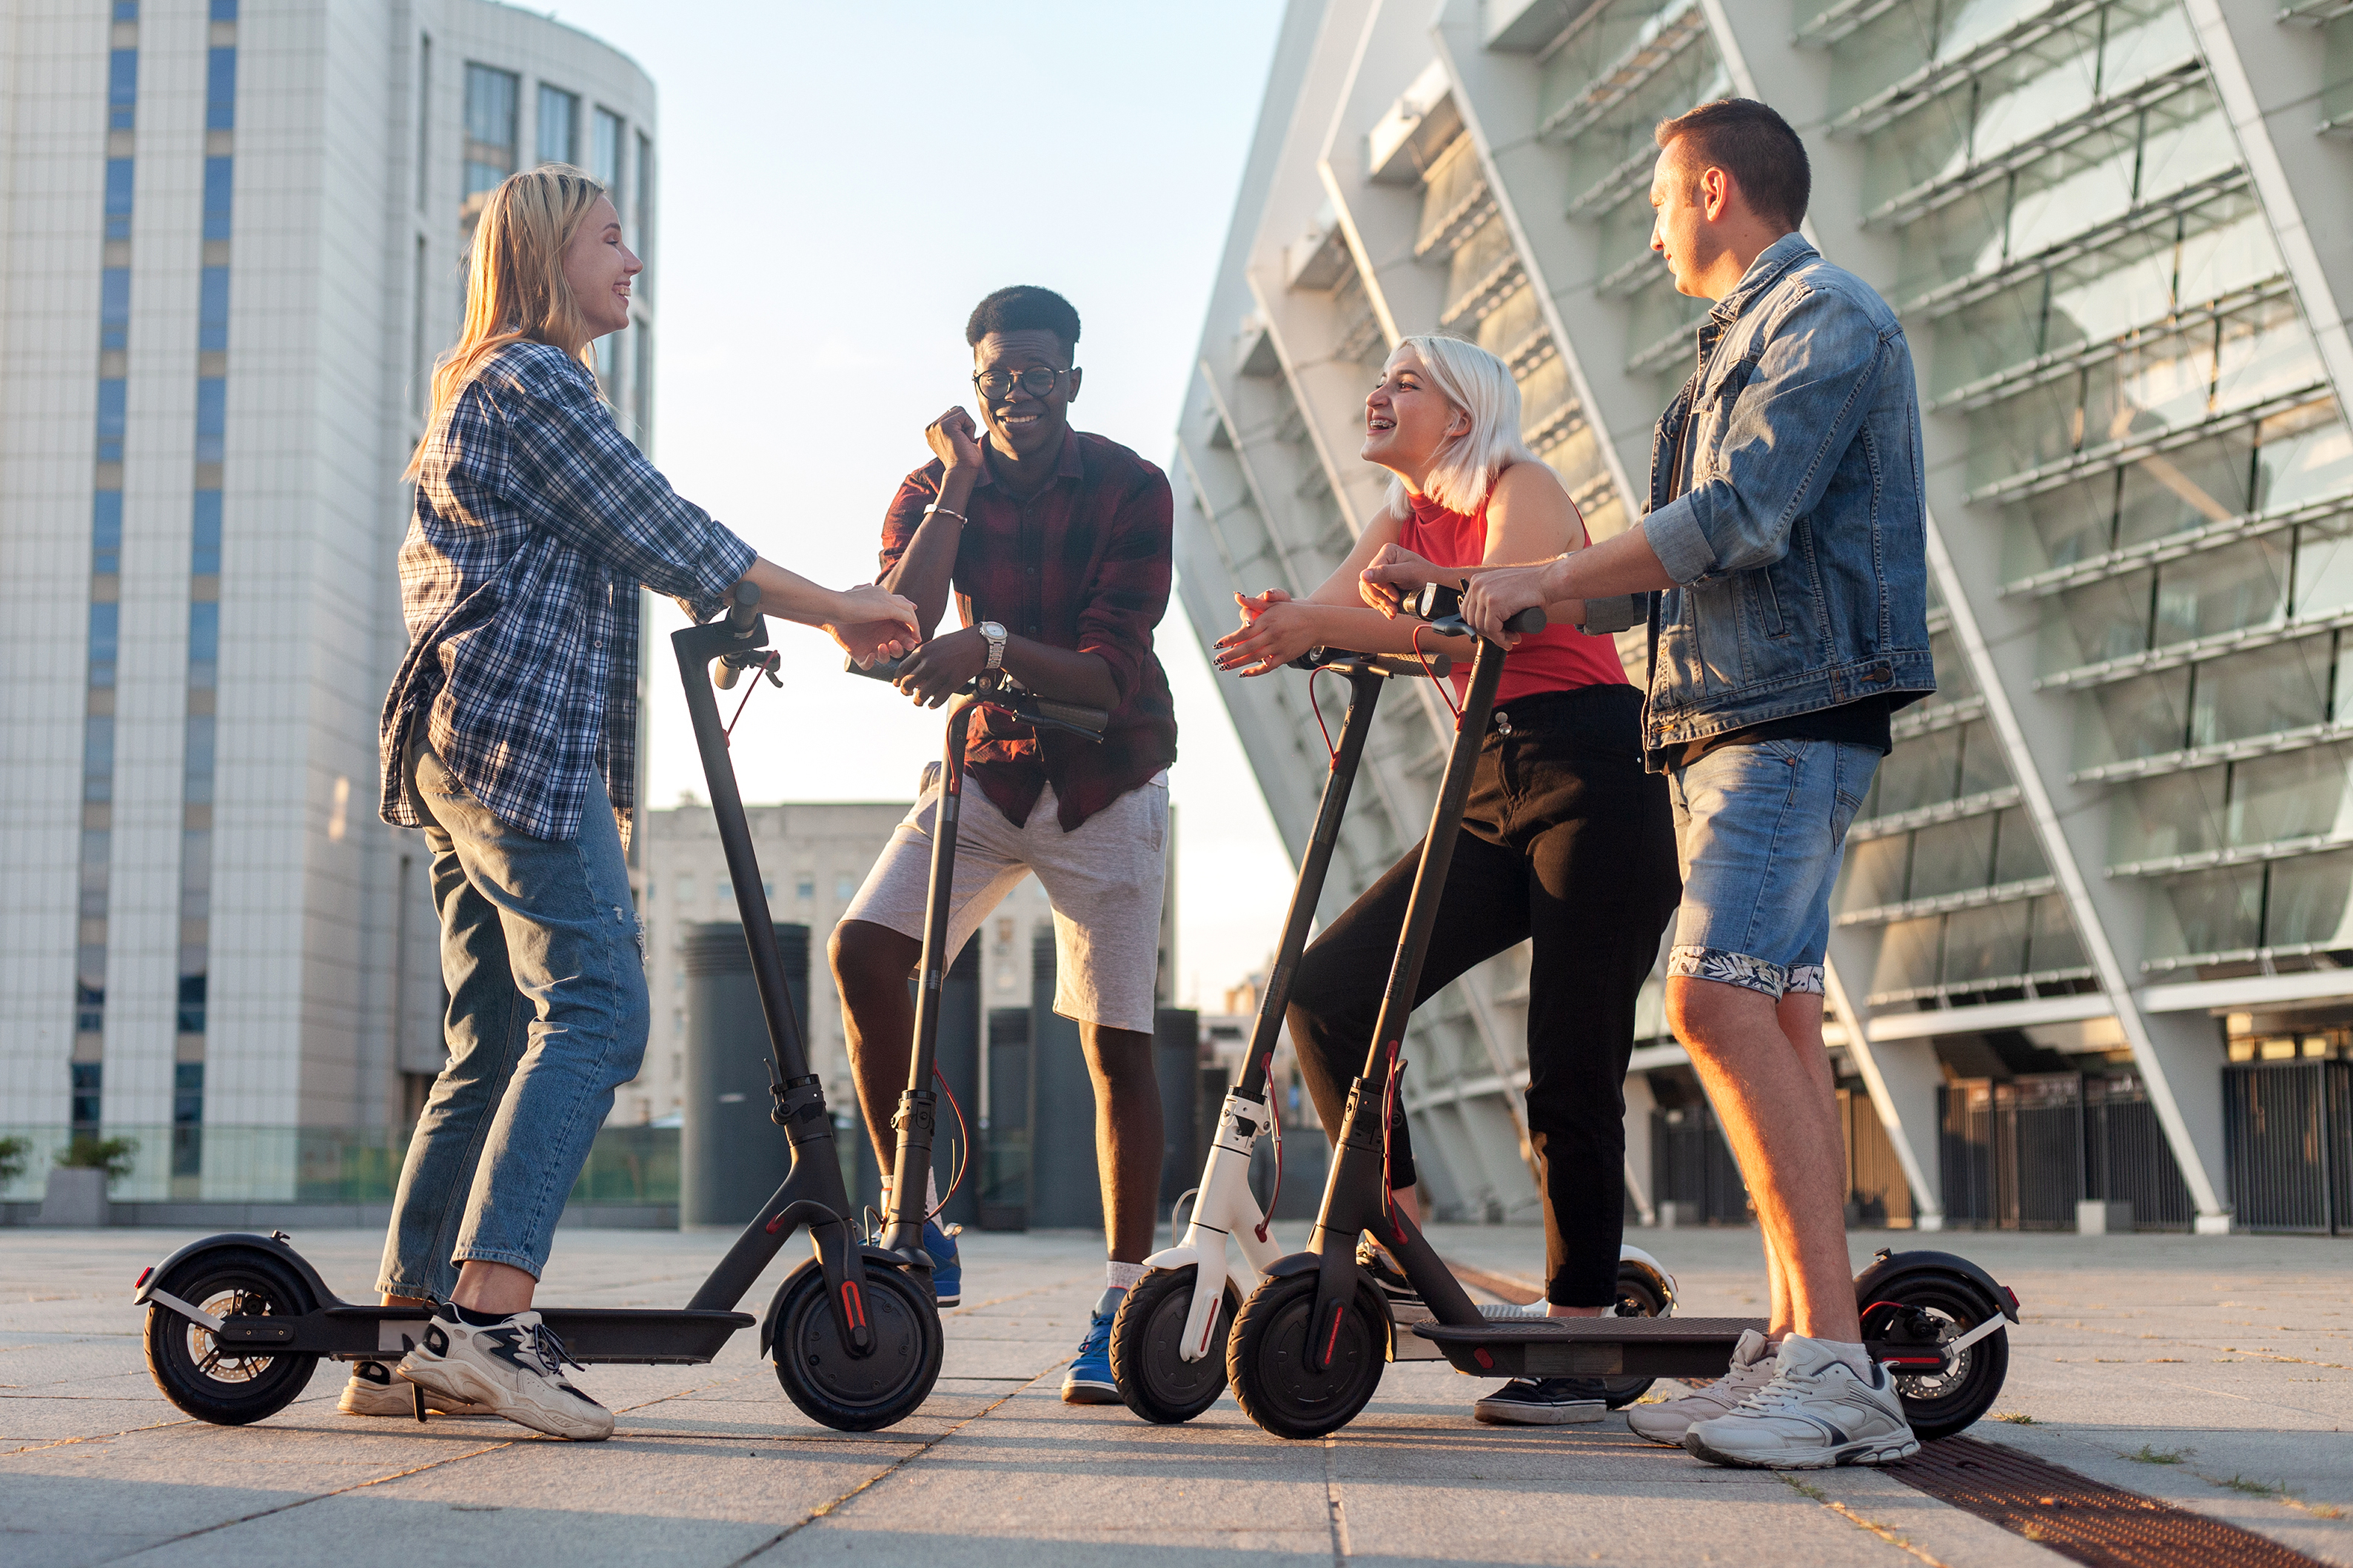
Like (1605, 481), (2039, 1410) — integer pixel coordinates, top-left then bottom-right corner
(977, 620), (1008, 672)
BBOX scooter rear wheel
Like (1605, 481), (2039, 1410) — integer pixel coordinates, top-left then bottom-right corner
(1597, 1263), (1670, 1410)
(771, 1260), (943, 1433)
(1111, 1264), (1242, 1424)
(1228, 1271), (1386, 1440)
(142, 1247), (318, 1425)
(1861, 1272), (2009, 1440)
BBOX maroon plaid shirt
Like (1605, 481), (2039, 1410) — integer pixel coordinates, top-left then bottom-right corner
(880, 429), (1178, 831)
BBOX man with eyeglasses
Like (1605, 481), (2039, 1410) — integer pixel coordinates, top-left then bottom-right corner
(830, 285), (1179, 1404)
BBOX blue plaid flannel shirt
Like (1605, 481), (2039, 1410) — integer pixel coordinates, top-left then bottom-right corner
(378, 340), (756, 845)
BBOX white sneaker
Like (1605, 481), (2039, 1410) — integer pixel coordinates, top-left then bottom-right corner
(1681, 1334), (1920, 1470)
(337, 1358), (492, 1417)
(395, 1310), (614, 1441)
(1624, 1326), (1775, 1446)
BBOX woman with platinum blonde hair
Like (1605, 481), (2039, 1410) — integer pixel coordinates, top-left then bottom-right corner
(1214, 332), (1680, 1430)
(360, 164), (918, 1441)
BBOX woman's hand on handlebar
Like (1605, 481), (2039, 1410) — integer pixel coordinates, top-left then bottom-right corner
(1358, 544), (1439, 617)
(825, 583), (922, 667)
(1459, 560), (1558, 648)
(891, 625), (988, 708)
(1213, 592), (1319, 677)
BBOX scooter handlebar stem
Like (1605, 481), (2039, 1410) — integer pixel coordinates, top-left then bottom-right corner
(843, 655), (1111, 741)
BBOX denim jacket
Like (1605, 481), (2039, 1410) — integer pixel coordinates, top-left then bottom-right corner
(1637, 234), (1934, 761)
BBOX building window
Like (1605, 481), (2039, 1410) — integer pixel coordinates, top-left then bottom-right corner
(794, 873), (814, 899)
(592, 107), (623, 200)
(70, 1063), (103, 1133)
(415, 34), (431, 210)
(635, 130), (653, 272)
(463, 64), (518, 223)
(537, 84), (578, 166)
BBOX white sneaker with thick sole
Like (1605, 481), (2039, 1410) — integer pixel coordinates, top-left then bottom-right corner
(1681, 1333), (1920, 1470)
(395, 1310), (613, 1441)
(1624, 1326), (1775, 1446)
(337, 1358), (492, 1417)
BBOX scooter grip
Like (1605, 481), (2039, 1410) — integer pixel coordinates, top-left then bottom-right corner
(726, 581), (762, 634)
(1366, 651), (1452, 680)
(1502, 606), (1547, 636)
(1028, 697), (1111, 738)
(845, 654), (907, 683)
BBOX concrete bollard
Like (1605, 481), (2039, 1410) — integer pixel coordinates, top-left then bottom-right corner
(2076, 1199), (2133, 1235)
(36, 1167), (110, 1227)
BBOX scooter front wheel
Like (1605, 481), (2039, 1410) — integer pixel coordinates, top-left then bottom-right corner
(771, 1260), (943, 1432)
(1111, 1264), (1241, 1424)
(142, 1246), (318, 1425)
(1228, 1271), (1386, 1440)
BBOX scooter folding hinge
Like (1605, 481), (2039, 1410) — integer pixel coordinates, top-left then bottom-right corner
(147, 1287), (224, 1333)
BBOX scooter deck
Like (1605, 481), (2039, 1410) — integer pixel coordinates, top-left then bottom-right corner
(1413, 1316), (1953, 1381)
(212, 1304), (756, 1364)
(1413, 1316), (1757, 1378)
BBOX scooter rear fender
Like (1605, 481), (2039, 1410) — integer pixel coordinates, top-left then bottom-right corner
(133, 1231), (335, 1314)
(1853, 1250), (2020, 1324)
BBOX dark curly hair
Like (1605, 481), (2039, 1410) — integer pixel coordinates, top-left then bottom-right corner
(965, 285), (1082, 363)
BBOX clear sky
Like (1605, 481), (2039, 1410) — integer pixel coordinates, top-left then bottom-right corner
(537, 1), (1292, 1008)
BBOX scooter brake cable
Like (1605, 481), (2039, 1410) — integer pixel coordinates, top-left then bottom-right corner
(1307, 666), (1339, 767)
(1410, 626), (1460, 720)
(722, 657), (774, 743)
(1255, 1080), (1282, 1243)
(926, 1065), (970, 1224)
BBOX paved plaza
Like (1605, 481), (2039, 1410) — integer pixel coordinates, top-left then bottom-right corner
(1, 1223), (2348, 1567)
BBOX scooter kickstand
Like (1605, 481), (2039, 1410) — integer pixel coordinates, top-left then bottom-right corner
(411, 1379), (428, 1424)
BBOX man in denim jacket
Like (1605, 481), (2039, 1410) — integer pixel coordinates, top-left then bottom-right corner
(1417, 99), (1935, 1469)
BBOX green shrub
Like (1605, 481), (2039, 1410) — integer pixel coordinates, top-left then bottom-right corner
(0, 1136), (30, 1185)
(56, 1135), (139, 1182)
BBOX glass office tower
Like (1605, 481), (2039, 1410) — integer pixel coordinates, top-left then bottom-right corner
(1175, 0), (2353, 1231)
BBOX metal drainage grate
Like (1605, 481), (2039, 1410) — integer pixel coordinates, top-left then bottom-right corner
(1890, 1436), (2322, 1568)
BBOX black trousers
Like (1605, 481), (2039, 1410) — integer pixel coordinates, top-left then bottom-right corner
(1285, 683), (1681, 1306)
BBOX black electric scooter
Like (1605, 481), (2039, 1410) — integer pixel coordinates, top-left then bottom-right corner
(134, 584), (945, 1433)
(1105, 649), (1442, 1424)
(840, 650), (1111, 1270)
(1225, 585), (2021, 1441)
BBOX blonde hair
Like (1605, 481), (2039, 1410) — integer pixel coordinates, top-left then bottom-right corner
(408, 164), (609, 478)
(1384, 334), (1540, 517)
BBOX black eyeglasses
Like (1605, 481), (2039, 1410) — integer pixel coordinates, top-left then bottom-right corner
(972, 366), (1073, 401)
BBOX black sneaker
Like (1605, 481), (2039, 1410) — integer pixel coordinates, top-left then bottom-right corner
(1473, 1377), (1608, 1426)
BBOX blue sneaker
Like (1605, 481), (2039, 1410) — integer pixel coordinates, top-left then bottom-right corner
(924, 1219), (962, 1307)
(1061, 1297), (1122, 1404)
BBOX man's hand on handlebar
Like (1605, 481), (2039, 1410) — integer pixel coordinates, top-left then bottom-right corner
(1459, 561), (1556, 648)
(1214, 589), (1320, 677)
(1358, 544), (1440, 617)
(825, 584), (923, 667)
(891, 625), (990, 708)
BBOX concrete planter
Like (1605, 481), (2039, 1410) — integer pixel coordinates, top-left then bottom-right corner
(36, 1167), (110, 1227)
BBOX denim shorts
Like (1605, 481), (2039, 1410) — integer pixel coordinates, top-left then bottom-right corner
(1664, 739), (1879, 1001)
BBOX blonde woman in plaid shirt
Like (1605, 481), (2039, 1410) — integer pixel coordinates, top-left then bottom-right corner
(353, 166), (917, 1439)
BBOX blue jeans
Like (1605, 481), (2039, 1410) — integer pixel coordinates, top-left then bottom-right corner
(378, 739), (648, 1299)
(1664, 740), (1879, 1001)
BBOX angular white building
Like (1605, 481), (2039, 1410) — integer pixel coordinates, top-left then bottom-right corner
(0, 0), (657, 1198)
(1177, 0), (2353, 1233)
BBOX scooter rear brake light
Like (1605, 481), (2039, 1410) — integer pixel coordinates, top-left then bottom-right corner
(2003, 1286), (2020, 1312)
(134, 1266), (152, 1290)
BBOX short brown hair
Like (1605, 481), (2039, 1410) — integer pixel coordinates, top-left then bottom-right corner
(1655, 98), (1810, 231)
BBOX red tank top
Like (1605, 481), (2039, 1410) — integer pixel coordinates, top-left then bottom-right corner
(1398, 480), (1630, 705)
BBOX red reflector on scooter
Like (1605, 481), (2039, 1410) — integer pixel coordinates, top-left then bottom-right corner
(1473, 1347), (1493, 1370)
(2003, 1286), (2019, 1312)
(135, 1266), (152, 1290)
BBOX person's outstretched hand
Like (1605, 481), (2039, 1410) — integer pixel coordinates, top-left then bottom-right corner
(1214, 589), (1315, 676)
(1358, 544), (1438, 617)
(826, 583), (922, 666)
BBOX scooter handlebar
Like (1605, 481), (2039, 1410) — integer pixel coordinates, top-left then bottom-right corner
(713, 583), (765, 689)
(1407, 582), (1545, 640)
(1288, 649), (1454, 680)
(843, 655), (1110, 742)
